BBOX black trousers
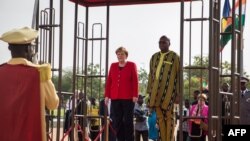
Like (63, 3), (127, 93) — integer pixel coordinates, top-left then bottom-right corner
(177, 131), (189, 141)
(90, 125), (100, 141)
(64, 110), (73, 140)
(64, 110), (72, 133)
(135, 130), (148, 141)
(190, 122), (206, 141)
(190, 135), (205, 141)
(111, 99), (135, 141)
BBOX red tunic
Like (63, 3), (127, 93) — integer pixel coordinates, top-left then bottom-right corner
(0, 64), (42, 141)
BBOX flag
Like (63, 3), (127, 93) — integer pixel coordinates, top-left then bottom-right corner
(222, 0), (232, 32)
(220, 0), (232, 50)
(220, 0), (247, 51)
(235, 0), (246, 27)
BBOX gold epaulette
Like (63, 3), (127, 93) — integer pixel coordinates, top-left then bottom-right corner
(37, 64), (52, 82)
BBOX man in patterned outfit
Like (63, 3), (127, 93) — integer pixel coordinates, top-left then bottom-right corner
(147, 35), (180, 141)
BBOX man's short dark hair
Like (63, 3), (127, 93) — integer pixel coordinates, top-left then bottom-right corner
(160, 35), (171, 45)
(194, 90), (200, 95)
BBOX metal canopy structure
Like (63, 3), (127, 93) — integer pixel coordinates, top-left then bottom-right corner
(34, 0), (244, 141)
(69, 0), (190, 6)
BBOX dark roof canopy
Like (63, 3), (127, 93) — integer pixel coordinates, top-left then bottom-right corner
(69, 0), (189, 7)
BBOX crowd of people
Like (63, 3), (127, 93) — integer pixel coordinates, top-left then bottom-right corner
(1, 26), (250, 141)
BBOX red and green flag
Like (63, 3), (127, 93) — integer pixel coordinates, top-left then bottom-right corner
(220, 0), (247, 51)
(235, 0), (246, 26)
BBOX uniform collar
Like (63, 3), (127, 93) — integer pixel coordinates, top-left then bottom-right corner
(7, 58), (38, 67)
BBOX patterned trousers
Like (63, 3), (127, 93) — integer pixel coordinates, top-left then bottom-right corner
(155, 107), (175, 141)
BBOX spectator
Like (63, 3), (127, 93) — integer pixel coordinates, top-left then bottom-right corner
(191, 90), (200, 105)
(221, 83), (230, 127)
(63, 95), (75, 141)
(240, 77), (250, 124)
(99, 98), (116, 141)
(88, 97), (100, 141)
(177, 99), (190, 141)
(76, 92), (89, 141)
(134, 94), (149, 141)
(148, 109), (159, 141)
(189, 94), (208, 141)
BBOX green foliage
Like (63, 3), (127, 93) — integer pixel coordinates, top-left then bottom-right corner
(138, 67), (149, 95)
(183, 77), (201, 100)
(85, 63), (105, 100)
(52, 57), (248, 104)
(52, 64), (149, 102)
(184, 56), (209, 80)
(221, 61), (231, 75)
(183, 55), (249, 98)
(52, 67), (73, 92)
(183, 56), (209, 98)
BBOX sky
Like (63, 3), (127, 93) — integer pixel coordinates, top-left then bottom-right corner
(0, 0), (250, 76)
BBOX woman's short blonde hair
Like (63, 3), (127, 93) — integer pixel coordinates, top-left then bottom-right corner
(198, 93), (207, 100)
(115, 46), (128, 57)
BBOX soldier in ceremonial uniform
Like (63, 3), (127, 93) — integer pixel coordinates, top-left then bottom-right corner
(240, 77), (250, 125)
(0, 27), (59, 141)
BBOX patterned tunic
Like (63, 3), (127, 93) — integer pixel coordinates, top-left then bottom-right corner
(147, 51), (180, 110)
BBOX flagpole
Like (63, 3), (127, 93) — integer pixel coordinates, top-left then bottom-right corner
(240, 35), (244, 76)
(240, 0), (246, 77)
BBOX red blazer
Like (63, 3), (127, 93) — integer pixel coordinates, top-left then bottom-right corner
(105, 61), (138, 99)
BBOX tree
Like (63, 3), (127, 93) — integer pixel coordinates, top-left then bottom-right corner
(183, 56), (209, 99)
(52, 64), (105, 102)
(183, 55), (249, 99)
(85, 63), (105, 100)
(52, 67), (73, 92)
(138, 67), (148, 95)
(52, 64), (149, 102)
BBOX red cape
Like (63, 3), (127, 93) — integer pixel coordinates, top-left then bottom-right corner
(0, 64), (42, 141)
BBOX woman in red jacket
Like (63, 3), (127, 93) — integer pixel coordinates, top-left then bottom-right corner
(105, 47), (139, 141)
